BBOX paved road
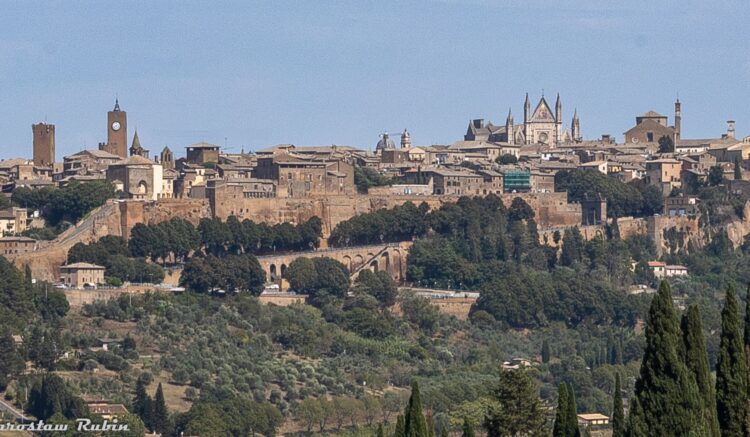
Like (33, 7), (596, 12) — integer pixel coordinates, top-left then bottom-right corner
(0, 398), (30, 423)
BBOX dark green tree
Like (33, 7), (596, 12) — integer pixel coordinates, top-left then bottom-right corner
(485, 370), (545, 436)
(394, 414), (406, 437)
(680, 305), (720, 437)
(657, 135), (675, 153)
(565, 384), (580, 437)
(461, 417), (475, 437)
(404, 381), (428, 437)
(735, 157), (742, 180)
(355, 269), (398, 308)
(716, 287), (748, 437)
(541, 339), (551, 364)
(152, 383), (169, 434)
(560, 227), (584, 267)
(612, 373), (625, 437)
(629, 281), (701, 436)
(553, 383), (570, 437)
(708, 165), (725, 186)
(0, 328), (24, 390)
(133, 378), (152, 429)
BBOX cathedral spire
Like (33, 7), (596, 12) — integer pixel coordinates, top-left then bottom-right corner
(131, 129), (141, 149)
(524, 93), (530, 124)
(555, 93), (562, 122)
(506, 108), (515, 145)
(572, 108), (581, 142)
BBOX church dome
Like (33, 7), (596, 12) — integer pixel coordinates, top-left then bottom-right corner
(376, 132), (396, 151)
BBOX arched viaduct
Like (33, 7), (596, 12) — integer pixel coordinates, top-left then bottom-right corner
(256, 241), (412, 286)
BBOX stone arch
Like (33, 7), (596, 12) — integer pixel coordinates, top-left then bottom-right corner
(380, 252), (390, 273)
(280, 264), (287, 278)
(270, 264), (277, 281)
(342, 255), (352, 271)
(137, 180), (148, 195)
(353, 255), (364, 269)
(370, 259), (379, 272)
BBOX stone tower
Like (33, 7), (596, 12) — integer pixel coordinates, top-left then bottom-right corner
(129, 130), (150, 158)
(400, 129), (411, 149)
(160, 146), (175, 170)
(571, 109), (581, 142)
(505, 109), (515, 145)
(674, 99), (681, 141)
(103, 99), (127, 158)
(555, 93), (563, 144)
(32, 122), (55, 167)
(727, 120), (736, 139)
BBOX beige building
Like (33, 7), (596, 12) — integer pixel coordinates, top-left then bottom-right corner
(60, 262), (105, 289)
(645, 158), (682, 195)
(0, 208), (28, 237)
(106, 156), (163, 201)
(0, 236), (37, 256)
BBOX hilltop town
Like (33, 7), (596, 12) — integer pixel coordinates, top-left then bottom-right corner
(2, 94), (750, 436)
(1, 95), (748, 280)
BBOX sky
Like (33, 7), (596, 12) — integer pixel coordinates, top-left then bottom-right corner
(0, 0), (748, 159)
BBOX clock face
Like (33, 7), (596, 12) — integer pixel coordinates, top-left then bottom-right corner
(111, 121), (121, 131)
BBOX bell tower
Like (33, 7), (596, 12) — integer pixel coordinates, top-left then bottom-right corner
(105, 99), (128, 158)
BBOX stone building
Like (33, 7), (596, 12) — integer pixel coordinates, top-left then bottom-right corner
(624, 101), (680, 145)
(32, 122), (55, 167)
(0, 208), (28, 237)
(186, 142), (220, 165)
(645, 158), (682, 195)
(63, 149), (121, 177)
(252, 154), (354, 198)
(0, 236), (37, 256)
(106, 155), (163, 200)
(60, 262), (105, 289)
(464, 93), (575, 146)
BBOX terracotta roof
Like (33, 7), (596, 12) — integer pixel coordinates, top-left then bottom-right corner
(639, 110), (666, 118)
(61, 262), (105, 270)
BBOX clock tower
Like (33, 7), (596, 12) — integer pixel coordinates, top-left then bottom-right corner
(105, 99), (128, 158)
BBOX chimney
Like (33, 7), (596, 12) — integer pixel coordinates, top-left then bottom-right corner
(727, 120), (736, 139)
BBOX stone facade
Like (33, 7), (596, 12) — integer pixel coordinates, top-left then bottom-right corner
(32, 123), (55, 167)
(106, 156), (163, 200)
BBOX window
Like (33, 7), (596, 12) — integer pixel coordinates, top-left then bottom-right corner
(647, 132), (654, 142)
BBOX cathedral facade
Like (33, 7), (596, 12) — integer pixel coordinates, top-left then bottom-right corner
(465, 93), (581, 146)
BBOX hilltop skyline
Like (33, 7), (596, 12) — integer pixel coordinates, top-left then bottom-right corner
(1, 0), (748, 158)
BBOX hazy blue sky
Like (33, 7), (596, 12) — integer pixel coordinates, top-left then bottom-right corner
(1, 0), (748, 159)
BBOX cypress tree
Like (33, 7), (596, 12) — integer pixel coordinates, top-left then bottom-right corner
(404, 381), (428, 437)
(680, 305), (720, 437)
(132, 378), (152, 429)
(566, 383), (580, 437)
(542, 339), (551, 364)
(152, 383), (169, 434)
(716, 286), (748, 437)
(629, 281), (701, 436)
(377, 423), (385, 437)
(394, 414), (406, 437)
(612, 373), (625, 437)
(461, 418), (474, 437)
(553, 383), (570, 437)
